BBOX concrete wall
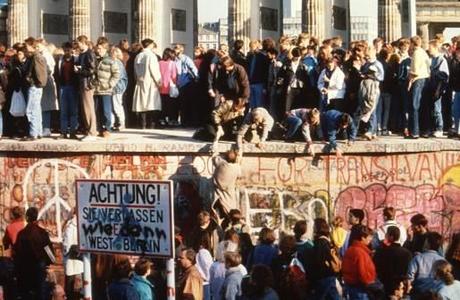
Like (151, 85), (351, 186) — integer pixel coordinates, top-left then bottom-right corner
(0, 149), (459, 246)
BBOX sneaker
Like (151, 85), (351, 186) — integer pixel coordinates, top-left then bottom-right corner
(22, 136), (37, 142)
(69, 133), (79, 140)
(80, 135), (98, 142)
(421, 133), (430, 138)
(407, 135), (419, 140)
(432, 131), (443, 138)
(363, 132), (373, 141)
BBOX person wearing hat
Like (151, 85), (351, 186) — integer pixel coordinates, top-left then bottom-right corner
(354, 64), (381, 140)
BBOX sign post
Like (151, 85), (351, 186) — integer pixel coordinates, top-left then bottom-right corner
(76, 180), (175, 299)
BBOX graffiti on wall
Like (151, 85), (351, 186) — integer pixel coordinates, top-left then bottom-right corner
(0, 151), (460, 243)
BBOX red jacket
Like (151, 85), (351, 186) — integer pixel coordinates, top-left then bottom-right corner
(342, 240), (376, 286)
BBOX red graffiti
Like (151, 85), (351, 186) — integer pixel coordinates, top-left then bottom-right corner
(335, 183), (460, 236)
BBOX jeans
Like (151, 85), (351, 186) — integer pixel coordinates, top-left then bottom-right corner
(286, 115), (302, 139)
(377, 92), (391, 131)
(453, 91), (460, 134)
(111, 93), (125, 128)
(60, 85), (79, 134)
(366, 109), (378, 135)
(42, 111), (52, 134)
(95, 94), (112, 132)
(345, 285), (369, 300)
(26, 86), (43, 138)
(249, 83), (264, 109)
(409, 78), (427, 136)
(399, 82), (410, 131)
(433, 96), (444, 132)
(314, 276), (341, 300)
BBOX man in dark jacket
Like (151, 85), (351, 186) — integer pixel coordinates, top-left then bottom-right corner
(188, 211), (223, 258)
(321, 109), (357, 156)
(23, 37), (48, 141)
(374, 226), (412, 296)
(14, 207), (54, 300)
(76, 35), (98, 141)
(55, 42), (79, 139)
(247, 40), (269, 109)
(230, 40), (248, 71)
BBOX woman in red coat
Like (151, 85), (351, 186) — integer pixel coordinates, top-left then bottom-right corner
(342, 224), (383, 299)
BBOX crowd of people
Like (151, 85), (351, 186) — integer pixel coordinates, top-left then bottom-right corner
(3, 206), (460, 300)
(1, 31), (460, 300)
(0, 32), (457, 154)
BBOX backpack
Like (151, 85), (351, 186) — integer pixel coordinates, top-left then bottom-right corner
(327, 246), (342, 274)
(279, 254), (309, 298)
(319, 236), (342, 274)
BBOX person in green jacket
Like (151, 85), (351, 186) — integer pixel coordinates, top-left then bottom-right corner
(131, 258), (155, 300)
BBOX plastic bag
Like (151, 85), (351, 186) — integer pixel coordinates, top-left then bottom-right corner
(9, 90), (26, 117)
(169, 82), (179, 98)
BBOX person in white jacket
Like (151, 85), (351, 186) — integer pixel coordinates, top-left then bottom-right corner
(317, 58), (346, 112)
(132, 39), (162, 129)
(62, 212), (84, 300)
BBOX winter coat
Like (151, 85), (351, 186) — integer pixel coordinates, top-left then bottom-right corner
(213, 64), (250, 102)
(113, 59), (128, 95)
(342, 241), (377, 286)
(317, 67), (346, 99)
(237, 107), (274, 150)
(221, 267), (243, 300)
(276, 60), (309, 92)
(62, 216), (83, 276)
(76, 49), (96, 90)
(108, 278), (140, 300)
(212, 154), (241, 216)
(132, 49), (162, 112)
(131, 274), (155, 300)
(41, 49), (58, 111)
(357, 76), (380, 122)
(94, 54), (121, 95)
(26, 52), (48, 88)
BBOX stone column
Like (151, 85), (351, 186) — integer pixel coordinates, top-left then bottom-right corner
(228, 0), (251, 52)
(301, 0), (325, 41)
(8, 0), (28, 46)
(134, 0), (156, 42)
(378, 0), (402, 42)
(417, 23), (429, 49)
(69, 0), (91, 40)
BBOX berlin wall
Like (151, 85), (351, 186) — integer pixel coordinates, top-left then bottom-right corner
(0, 144), (459, 245)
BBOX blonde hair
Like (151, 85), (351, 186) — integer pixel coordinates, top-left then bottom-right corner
(111, 46), (123, 60)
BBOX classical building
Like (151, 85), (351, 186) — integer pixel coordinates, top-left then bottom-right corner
(301, 0), (349, 43)
(416, 0), (460, 47)
(198, 26), (219, 50)
(6, 0), (197, 54)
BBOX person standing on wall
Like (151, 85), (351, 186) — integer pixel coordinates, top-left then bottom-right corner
(55, 42), (79, 140)
(133, 39), (162, 130)
(23, 37), (48, 141)
(93, 40), (120, 138)
(174, 44), (198, 127)
(75, 35), (98, 141)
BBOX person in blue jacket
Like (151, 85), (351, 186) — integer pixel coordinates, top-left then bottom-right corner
(131, 257), (155, 300)
(321, 109), (357, 156)
(108, 257), (140, 300)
